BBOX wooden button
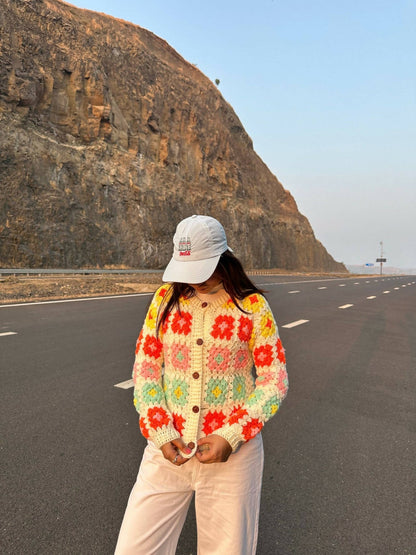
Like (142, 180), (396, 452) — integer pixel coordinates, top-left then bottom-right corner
(188, 442), (195, 449)
(192, 372), (200, 379)
(201, 302), (208, 308)
(196, 338), (203, 345)
(192, 406), (199, 413)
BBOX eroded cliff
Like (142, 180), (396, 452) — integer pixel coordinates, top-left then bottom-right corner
(0, 0), (346, 272)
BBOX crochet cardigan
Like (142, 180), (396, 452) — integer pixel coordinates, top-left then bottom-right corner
(132, 285), (288, 456)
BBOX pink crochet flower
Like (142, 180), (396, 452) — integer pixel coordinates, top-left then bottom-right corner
(138, 360), (161, 380)
(207, 346), (230, 372)
(234, 349), (249, 369)
(170, 343), (190, 371)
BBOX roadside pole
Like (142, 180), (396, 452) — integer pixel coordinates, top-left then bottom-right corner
(376, 241), (387, 276)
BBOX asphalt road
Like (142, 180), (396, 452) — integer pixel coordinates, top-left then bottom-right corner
(1, 275), (415, 554)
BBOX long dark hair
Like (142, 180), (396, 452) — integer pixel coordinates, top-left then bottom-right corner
(157, 250), (264, 334)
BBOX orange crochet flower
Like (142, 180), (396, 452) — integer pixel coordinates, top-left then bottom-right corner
(172, 413), (186, 435)
(158, 287), (168, 299)
(242, 418), (263, 441)
(253, 344), (274, 367)
(237, 316), (253, 342)
(139, 417), (150, 439)
(211, 315), (235, 340)
(162, 312), (171, 335)
(143, 335), (163, 359)
(147, 407), (170, 430)
(228, 407), (248, 425)
(135, 329), (144, 355)
(202, 410), (226, 435)
(171, 311), (192, 335)
(276, 338), (286, 363)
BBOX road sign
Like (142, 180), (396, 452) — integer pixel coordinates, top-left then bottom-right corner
(376, 258), (387, 262)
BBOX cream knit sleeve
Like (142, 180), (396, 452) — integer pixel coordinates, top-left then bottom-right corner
(132, 285), (181, 449)
(214, 294), (289, 452)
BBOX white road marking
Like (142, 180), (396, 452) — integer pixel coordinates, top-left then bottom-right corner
(0, 331), (17, 337)
(394, 287), (400, 290)
(367, 296), (376, 299)
(354, 282), (360, 285)
(318, 286), (327, 289)
(282, 319), (309, 328)
(402, 285), (407, 288)
(288, 290), (301, 294)
(0, 292), (152, 308)
(256, 276), (380, 287)
(383, 291), (390, 294)
(338, 304), (353, 309)
(114, 379), (134, 389)
(339, 284), (346, 287)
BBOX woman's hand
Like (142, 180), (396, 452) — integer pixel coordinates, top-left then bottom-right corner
(195, 435), (232, 464)
(161, 438), (192, 466)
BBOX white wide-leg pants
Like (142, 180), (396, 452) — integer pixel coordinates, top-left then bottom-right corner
(115, 434), (264, 555)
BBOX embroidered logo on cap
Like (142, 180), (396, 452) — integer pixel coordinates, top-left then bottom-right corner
(178, 236), (191, 256)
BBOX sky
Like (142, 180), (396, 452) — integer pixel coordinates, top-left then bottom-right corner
(69, 0), (416, 269)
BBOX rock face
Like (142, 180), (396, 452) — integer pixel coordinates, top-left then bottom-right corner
(0, 0), (346, 272)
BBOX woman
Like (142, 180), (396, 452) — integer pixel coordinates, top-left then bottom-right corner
(115, 215), (288, 555)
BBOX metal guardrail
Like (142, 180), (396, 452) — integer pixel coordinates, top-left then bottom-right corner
(0, 268), (352, 277)
(0, 268), (164, 276)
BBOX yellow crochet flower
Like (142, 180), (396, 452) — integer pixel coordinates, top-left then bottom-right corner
(260, 311), (276, 338)
(242, 294), (265, 313)
(145, 305), (157, 329)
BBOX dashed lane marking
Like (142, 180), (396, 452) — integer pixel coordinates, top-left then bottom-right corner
(339, 284), (346, 287)
(394, 287), (400, 290)
(367, 296), (376, 299)
(338, 304), (354, 309)
(0, 292), (152, 308)
(282, 319), (309, 328)
(288, 290), (301, 294)
(114, 379), (134, 389)
(383, 291), (390, 294)
(0, 331), (17, 337)
(318, 286), (327, 289)
(354, 282), (360, 285)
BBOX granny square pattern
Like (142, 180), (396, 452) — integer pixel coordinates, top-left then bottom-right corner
(132, 286), (288, 453)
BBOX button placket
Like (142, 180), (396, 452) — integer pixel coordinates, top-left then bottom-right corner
(186, 302), (205, 445)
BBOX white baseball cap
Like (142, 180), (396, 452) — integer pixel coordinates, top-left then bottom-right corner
(162, 215), (232, 284)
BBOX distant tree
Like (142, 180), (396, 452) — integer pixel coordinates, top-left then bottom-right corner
(215, 79), (220, 86)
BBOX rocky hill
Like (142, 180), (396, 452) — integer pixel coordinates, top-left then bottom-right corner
(0, 0), (346, 272)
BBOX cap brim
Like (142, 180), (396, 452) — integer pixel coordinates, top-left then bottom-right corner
(162, 254), (221, 284)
